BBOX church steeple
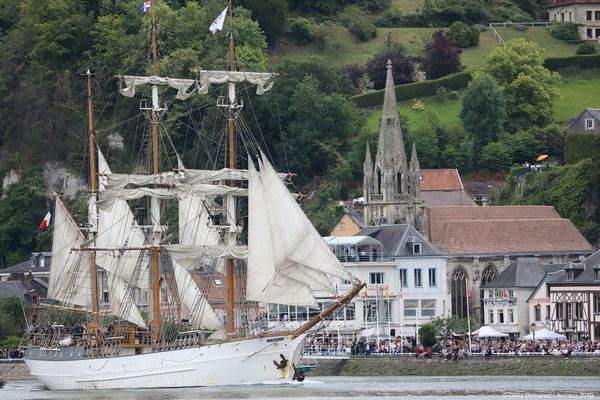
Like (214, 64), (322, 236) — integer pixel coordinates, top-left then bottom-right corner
(363, 60), (425, 231)
(374, 59), (408, 199)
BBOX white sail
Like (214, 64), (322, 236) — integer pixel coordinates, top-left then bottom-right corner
(172, 259), (223, 330)
(95, 148), (148, 327)
(120, 72), (274, 100)
(47, 196), (91, 308)
(97, 185), (247, 211)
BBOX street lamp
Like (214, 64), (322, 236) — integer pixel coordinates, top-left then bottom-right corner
(530, 322), (537, 347)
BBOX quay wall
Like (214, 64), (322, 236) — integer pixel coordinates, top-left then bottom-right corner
(0, 361), (32, 381)
(310, 355), (600, 377)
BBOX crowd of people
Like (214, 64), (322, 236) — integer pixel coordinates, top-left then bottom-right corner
(0, 348), (24, 359)
(303, 335), (600, 359)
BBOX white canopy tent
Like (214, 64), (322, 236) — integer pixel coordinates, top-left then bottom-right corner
(521, 328), (566, 341)
(472, 326), (509, 338)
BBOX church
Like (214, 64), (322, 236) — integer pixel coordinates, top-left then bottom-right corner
(347, 60), (595, 324)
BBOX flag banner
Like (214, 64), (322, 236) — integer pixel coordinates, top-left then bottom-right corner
(385, 285), (389, 301)
(209, 6), (228, 33)
(39, 211), (52, 230)
(139, 1), (151, 13)
(364, 286), (368, 298)
(465, 278), (472, 298)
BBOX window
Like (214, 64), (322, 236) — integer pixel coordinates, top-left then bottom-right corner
(414, 269), (422, 287)
(546, 305), (551, 320)
(428, 268), (436, 287)
(509, 309), (514, 323)
(588, 28), (594, 39)
(421, 299), (436, 317)
(595, 11), (600, 20)
(509, 290), (514, 299)
(561, 12), (564, 22)
(364, 300), (391, 322)
(586, 118), (595, 130)
(499, 310), (504, 324)
(100, 270), (109, 305)
(557, 303), (564, 319)
(595, 296), (600, 314)
(370, 272), (384, 285)
(214, 278), (223, 286)
(404, 300), (418, 317)
(488, 290), (494, 299)
(488, 309), (494, 324)
(576, 303), (584, 319)
(412, 243), (422, 254)
(587, 10), (593, 20)
(399, 269), (408, 287)
(340, 279), (352, 286)
(566, 303), (573, 320)
(345, 303), (355, 320)
(339, 221), (346, 231)
(40, 257), (45, 267)
(269, 304), (310, 321)
(534, 304), (541, 322)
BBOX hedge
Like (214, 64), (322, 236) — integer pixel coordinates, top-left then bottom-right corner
(565, 132), (600, 164)
(544, 54), (600, 71)
(351, 71), (472, 108)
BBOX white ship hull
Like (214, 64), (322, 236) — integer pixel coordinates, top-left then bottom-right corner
(25, 334), (305, 390)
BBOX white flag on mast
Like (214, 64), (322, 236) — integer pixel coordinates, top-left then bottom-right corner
(209, 6), (228, 34)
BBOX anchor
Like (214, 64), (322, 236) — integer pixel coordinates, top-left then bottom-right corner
(272, 354), (288, 370)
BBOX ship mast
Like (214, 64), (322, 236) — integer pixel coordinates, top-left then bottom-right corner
(86, 70), (100, 331)
(225, 0), (237, 340)
(150, 0), (162, 344)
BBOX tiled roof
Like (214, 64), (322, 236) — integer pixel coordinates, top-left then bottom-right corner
(346, 208), (365, 228)
(429, 214), (593, 255)
(357, 224), (444, 257)
(421, 190), (476, 207)
(462, 181), (505, 196)
(0, 281), (27, 299)
(428, 206), (560, 243)
(549, 0), (600, 7)
(420, 169), (464, 191)
(483, 258), (565, 289)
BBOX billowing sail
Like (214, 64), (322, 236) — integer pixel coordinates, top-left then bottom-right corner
(95, 148), (148, 327)
(247, 154), (355, 307)
(47, 196), (91, 308)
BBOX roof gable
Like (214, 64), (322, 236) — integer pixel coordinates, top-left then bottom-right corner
(357, 224), (443, 257)
(420, 169), (464, 191)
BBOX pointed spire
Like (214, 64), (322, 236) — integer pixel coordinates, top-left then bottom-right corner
(365, 141), (372, 167)
(382, 59), (400, 119)
(410, 143), (419, 171)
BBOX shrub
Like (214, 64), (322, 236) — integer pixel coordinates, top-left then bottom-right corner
(287, 17), (314, 44)
(419, 323), (437, 348)
(550, 23), (582, 44)
(576, 42), (597, 55)
(351, 71), (472, 108)
(544, 54), (600, 71)
(349, 20), (377, 41)
(375, 7), (403, 27)
(448, 90), (459, 100)
(513, 23), (529, 31)
(436, 86), (448, 96)
(449, 21), (480, 48)
(412, 99), (425, 112)
(565, 132), (600, 164)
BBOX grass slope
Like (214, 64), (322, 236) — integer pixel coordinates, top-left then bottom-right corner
(365, 69), (600, 134)
(272, 27), (580, 70)
(391, 0), (425, 13)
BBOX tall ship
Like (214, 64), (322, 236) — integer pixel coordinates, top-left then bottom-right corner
(24, 0), (364, 390)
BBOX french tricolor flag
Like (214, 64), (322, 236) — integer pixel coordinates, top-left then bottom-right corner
(39, 211), (52, 230)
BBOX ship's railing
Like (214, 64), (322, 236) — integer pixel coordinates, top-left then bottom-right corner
(154, 330), (203, 351)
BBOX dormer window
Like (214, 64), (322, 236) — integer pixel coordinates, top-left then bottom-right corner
(594, 266), (600, 281)
(566, 270), (575, 281)
(40, 257), (45, 267)
(585, 118), (594, 130)
(412, 243), (422, 254)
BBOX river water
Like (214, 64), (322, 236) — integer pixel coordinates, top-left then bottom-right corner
(4, 376), (599, 400)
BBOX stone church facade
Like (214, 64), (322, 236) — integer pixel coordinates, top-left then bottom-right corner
(363, 60), (427, 233)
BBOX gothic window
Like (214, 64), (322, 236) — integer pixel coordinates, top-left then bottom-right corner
(376, 168), (382, 194)
(451, 266), (469, 318)
(396, 170), (403, 194)
(480, 265), (498, 322)
(387, 118), (392, 126)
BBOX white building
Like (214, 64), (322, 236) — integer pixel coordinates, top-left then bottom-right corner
(548, 0), (600, 40)
(481, 258), (564, 337)
(267, 225), (450, 340)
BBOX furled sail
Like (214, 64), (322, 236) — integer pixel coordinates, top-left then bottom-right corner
(246, 154), (355, 307)
(119, 71), (274, 100)
(95, 148), (148, 327)
(48, 196), (91, 308)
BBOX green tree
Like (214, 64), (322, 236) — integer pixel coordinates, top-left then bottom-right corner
(303, 181), (344, 235)
(480, 141), (512, 172)
(0, 297), (30, 341)
(460, 73), (504, 149)
(419, 323), (437, 348)
(449, 21), (479, 48)
(239, 0), (288, 44)
(423, 31), (463, 80)
(0, 167), (48, 266)
(483, 39), (560, 132)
